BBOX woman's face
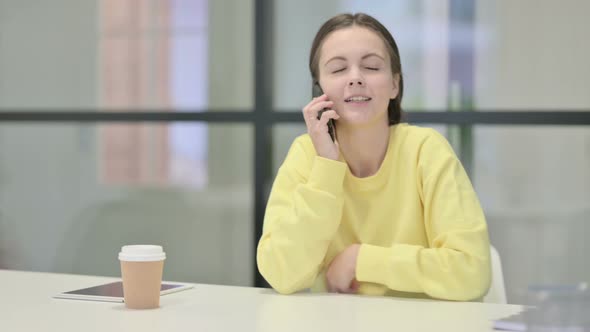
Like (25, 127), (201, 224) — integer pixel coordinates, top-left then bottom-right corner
(318, 26), (399, 127)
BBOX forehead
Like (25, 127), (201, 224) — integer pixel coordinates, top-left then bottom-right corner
(319, 26), (388, 62)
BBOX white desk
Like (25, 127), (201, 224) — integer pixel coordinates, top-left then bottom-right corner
(0, 269), (521, 331)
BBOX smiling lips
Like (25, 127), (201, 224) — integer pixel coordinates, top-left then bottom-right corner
(345, 96), (372, 103)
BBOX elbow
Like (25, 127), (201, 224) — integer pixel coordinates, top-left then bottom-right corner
(267, 280), (301, 295)
(454, 269), (491, 301)
(427, 254), (492, 302)
(256, 246), (310, 295)
(449, 257), (492, 301)
(463, 250), (492, 301)
(257, 260), (306, 295)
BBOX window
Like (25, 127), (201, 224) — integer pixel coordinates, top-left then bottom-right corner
(99, 0), (208, 188)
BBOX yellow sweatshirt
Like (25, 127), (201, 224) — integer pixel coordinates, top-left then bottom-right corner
(257, 123), (491, 301)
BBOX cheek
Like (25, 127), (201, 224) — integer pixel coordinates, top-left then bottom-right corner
(321, 79), (347, 100)
(372, 75), (394, 92)
(373, 77), (396, 101)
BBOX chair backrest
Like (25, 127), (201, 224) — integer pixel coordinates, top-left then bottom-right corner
(484, 245), (507, 304)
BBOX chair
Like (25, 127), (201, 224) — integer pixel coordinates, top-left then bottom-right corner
(484, 245), (507, 304)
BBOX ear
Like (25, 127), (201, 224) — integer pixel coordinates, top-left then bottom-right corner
(390, 73), (400, 100)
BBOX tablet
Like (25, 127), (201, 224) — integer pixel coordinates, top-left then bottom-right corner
(492, 311), (526, 331)
(53, 281), (193, 303)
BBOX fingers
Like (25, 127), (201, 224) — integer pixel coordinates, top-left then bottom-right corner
(306, 101), (335, 122)
(326, 279), (359, 294)
(303, 94), (329, 114)
(317, 110), (339, 126)
(309, 93), (329, 105)
(303, 94), (334, 124)
(305, 97), (339, 142)
(347, 279), (360, 293)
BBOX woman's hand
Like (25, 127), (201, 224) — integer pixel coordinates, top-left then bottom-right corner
(302, 94), (340, 160)
(326, 244), (361, 294)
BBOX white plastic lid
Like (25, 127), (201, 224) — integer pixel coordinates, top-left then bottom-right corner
(118, 245), (166, 262)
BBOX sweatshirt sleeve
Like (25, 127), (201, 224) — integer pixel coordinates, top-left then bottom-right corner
(355, 130), (492, 301)
(257, 137), (347, 294)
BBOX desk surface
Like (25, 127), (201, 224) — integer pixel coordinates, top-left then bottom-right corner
(0, 269), (521, 331)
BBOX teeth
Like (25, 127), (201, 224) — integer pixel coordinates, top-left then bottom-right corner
(347, 96), (371, 102)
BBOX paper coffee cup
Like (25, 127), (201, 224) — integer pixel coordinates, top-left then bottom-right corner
(119, 245), (166, 309)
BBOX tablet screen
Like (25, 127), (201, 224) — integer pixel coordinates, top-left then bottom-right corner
(54, 281), (193, 302)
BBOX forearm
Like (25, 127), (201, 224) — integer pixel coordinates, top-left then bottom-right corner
(257, 156), (347, 294)
(356, 225), (491, 301)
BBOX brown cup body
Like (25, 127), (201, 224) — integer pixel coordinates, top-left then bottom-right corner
(120, 260), (164, 309)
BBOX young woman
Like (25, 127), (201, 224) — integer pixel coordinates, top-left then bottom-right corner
(257, 13), (491, 301)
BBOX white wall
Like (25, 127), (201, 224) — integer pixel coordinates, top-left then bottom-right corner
(0, 0), (98, 108)
(475, 0), (590, 109)
(474, 0), (590, 304)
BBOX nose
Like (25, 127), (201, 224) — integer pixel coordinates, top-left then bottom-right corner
(347, 66), (365, 86)
(348, 69), (365, 86)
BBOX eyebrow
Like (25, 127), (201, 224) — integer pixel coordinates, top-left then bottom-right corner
(324, 53), (385, 66)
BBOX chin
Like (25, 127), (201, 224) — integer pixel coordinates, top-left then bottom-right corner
(340, 109), (386, 127)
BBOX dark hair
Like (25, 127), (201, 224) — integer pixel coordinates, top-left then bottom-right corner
(309, 13), (404, 125)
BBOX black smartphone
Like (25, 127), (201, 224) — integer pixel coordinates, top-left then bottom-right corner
(312, 83), (335, 142)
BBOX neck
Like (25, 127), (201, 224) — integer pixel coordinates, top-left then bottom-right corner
(336, 120), (391, 178)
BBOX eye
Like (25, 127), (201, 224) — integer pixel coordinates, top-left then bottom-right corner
(332, 68), (346, 74)
(366, 67), (379, 71)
